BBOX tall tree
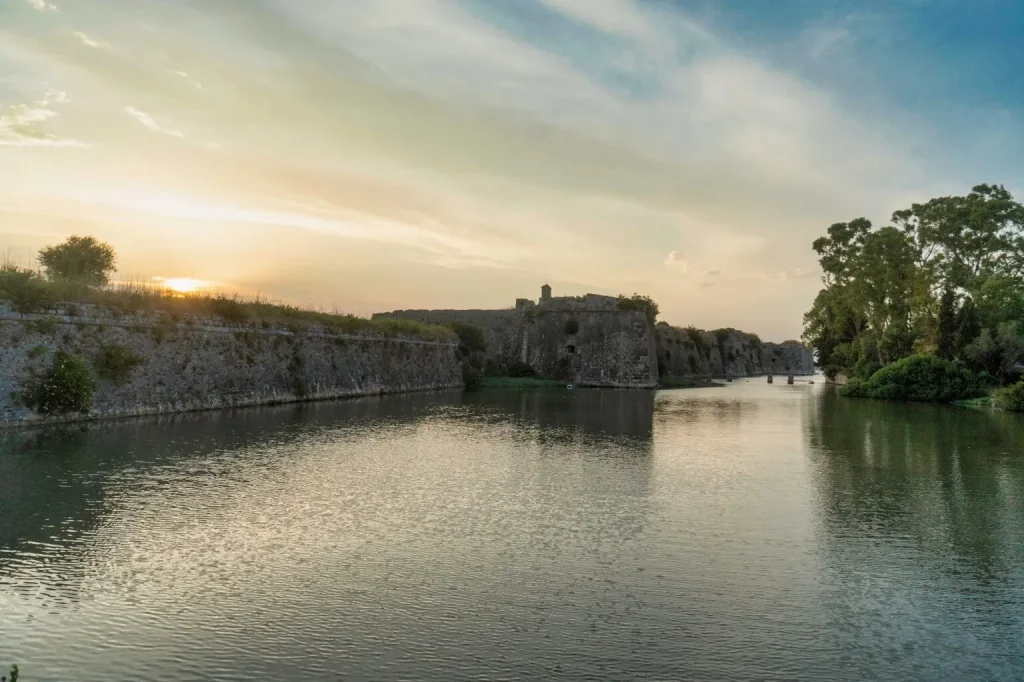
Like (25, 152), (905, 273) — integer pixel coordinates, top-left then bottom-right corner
(937, 288), (957, 360)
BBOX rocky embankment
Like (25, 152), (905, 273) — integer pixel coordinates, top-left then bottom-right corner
(0, 303), (461, 427)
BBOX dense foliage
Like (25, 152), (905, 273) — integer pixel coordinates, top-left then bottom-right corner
(804, 184), (1024, 388)
(995, 381), (1024, 412)
(18, 352), (96, 414)
(38, 235), (117, 286)
(840, 355), (985, 402)
(0, 264), (57, 314)
(449, 320), (488, 356)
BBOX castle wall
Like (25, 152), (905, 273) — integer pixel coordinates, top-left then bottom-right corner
(0, 304), (462, 427)
(374, 306), (658, 388)
(656, 324), (815, 379)
(375, 289), (814, 387)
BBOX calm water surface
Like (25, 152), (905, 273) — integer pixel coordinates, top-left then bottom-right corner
(2, 381), (1024, 681)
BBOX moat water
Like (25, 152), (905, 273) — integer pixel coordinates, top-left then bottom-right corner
(2, 381), (1024, 681)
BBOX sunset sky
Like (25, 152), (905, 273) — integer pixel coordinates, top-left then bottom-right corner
(2, 0), (1022, 340)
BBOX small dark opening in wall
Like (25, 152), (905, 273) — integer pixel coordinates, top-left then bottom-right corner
(566, 344), (576, 354)
(665, 350), (672, 361)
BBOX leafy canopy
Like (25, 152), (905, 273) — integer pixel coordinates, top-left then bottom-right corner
(803, 184), (1024, 387)
(38, 235), (116, 286)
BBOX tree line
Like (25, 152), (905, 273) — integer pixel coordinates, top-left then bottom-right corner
(803, 183), (1024, 399)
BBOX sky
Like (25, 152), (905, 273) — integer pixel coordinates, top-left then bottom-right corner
(1, 0), (1022, 340)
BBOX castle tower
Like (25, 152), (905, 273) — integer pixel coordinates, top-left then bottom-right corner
(541, 283), (552, 301)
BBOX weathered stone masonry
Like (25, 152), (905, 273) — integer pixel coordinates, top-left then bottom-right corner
(377, 286), (815, 386)
(0, 304), (462, 427)
(375, 289), (659, 388)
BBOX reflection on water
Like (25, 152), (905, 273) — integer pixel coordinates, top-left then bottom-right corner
(1, 383), (1023, 680)
(805, 391), (1024, 679)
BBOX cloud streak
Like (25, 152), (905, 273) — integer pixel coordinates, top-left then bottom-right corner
(73, 31), (110, 50)
(125, 107), (184, 138)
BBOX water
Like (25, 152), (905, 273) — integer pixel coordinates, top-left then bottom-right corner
(2, 381), (1024, 681)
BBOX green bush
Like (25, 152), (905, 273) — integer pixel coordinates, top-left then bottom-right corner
(19, 352), (96, 414)
(0, 266), (57, 314)
(852, 355), (882, 381)
(564, 318), (580, 335)
(841, 354), (984, 403)
(462, 362), (483, 389)
(291, 375), (309, 399)
(96, 343), (146, 386)
(449, 321), (487, 356)
(995, 381), (1024, 412)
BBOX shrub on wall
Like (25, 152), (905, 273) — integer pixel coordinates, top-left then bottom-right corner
(449, 321), (487, 356)
(209, 296), (249, 323)
(0, 266), (57, 314)
(564, 318), (580, 335)
(462, 362), (483, 389)
(96, 343), (147, 386)
(617, 294), (659, 326)
(18, 352), (96, 414)
(841, 355), (985, 403)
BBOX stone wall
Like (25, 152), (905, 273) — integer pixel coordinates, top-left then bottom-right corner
(375, 287), (814, 387)
(374, 306), (658, 388)
(0, 304), (461, 427)
(655, 324), (815, 379)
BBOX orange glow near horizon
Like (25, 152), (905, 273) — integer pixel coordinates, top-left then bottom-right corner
(162, 278), (206, 294)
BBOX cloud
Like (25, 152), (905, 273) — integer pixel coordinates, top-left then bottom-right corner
(533, 0), (659, 43)
(0, 92), (87, 148)
(664, 251), (689, 274)
(125, 107), (185, 138)
(707, 269), (721, 276)
(73, 31), (110, 50)
(24, 0), (60, 13)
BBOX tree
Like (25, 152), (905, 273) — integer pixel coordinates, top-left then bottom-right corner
(954, 297), (982, 357)
(804, 184), (1024, 387)
(892, 184), (1024, 291)
(937, 287), (957, 360)
(38, 235), (116, 286)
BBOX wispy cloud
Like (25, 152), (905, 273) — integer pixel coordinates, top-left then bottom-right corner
(125, 107), (184, 138)
(0, 92), (87, 148)
(73, 31), (110, 50)
(24, 0), (60, 13)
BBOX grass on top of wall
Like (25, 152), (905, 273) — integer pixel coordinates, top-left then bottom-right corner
(0, 265), (454, 341)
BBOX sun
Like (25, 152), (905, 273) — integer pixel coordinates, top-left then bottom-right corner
(162, 278), (204, 294)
